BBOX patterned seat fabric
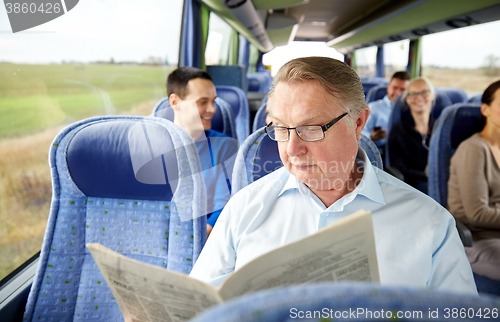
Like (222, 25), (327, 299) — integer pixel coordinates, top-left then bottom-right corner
(191, 282), (498, 322)
(152, 96), (237, 140)
(232, 128), (383, 194)
(23, 116), (207, 321)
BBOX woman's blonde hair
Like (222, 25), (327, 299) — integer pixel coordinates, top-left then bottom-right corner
(269, 57), (366, 129)
(405, 77), (435, 102)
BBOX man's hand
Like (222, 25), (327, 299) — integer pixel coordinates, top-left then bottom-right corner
(371, 128), (387, 141)
(207, 224), (213, 237)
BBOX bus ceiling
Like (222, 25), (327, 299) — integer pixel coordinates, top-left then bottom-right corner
(201, 0), (500, 54)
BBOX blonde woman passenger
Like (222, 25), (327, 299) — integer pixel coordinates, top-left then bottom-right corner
(388, 77), (435, 194)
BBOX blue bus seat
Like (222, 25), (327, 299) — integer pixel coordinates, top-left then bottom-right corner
(191, 282), (499, 322)
(252, 98), (269, 132)
(385, 92), (453, 167)
(359, 134), (383, 169)
(361, 77), (388, 97)
(23, 116), (207, 322)
(469, 93), (482, 103)
(216, 85), (250, 143)
(232, 128), (383, 194)
(152, 96), (237, 139)
(247, 72), (272, 92)
(207, 65), (247, 92)
(365, 84), (387, 103)
(428, 103), (483, 207)
(436, 87), (468, 104)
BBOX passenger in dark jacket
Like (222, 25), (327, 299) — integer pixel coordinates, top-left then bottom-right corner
(388, 77), (435, 194)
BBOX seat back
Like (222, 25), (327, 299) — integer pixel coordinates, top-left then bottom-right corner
(252, 98), (269, 132)
(247, 72), (272, 92)
(385, 93), (453, 166)
(361, 77), (388, 97)
(207, 65), (247, 92)
(232, 128), (383, 194)
(152, 97), (237, 139)
(23, 116), (207, 322)
(191, 282), (498, 322)
(216, 85), (250, 143)
(359, 134), (383, 169)
(366, 85), (387, 103)
(436, 87), (468, 104)
(469, 93), (482, 103)
(428, 103), (483, 207)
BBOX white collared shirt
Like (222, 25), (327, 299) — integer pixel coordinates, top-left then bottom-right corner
(362, 95), (392, 147)
(190, 148), (477, 295)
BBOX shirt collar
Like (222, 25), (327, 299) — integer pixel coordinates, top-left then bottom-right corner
(383, 95), (391, 105)
(277, 147), (386, 206)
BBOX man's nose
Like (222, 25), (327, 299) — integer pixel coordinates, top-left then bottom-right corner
(285, 129), (306, 157)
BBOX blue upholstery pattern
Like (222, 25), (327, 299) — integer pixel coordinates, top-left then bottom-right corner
(385, 93), (453, 166)
(191, 282), (499, 322)
(152, 96), (237, 139)
(216, 85), (250, 143)
(436, 87), (468, 105)
(428, 103), (483, 207)
(365, 85), (387, 103)
(207, 65), (247, 92)
(232, 128), (383, 194)
(252, 99), (269, 133)
(23, 116), (207, 321)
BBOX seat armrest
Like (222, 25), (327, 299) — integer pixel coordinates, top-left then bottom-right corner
(456, 220), (473, 247)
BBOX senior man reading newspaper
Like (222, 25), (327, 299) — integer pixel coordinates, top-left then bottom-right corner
(189, 57), (477, 294)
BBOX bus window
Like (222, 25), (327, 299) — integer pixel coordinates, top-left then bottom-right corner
(354, 46), (377, 77)
(0, 0), (182, 281)
(422, 20), (500, 93)
(205, 12), (232, 66)
(384, 40), (410, 78)
(262, 42), (344, 76)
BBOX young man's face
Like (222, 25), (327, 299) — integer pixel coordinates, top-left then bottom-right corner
(181, 78), (217, 130)
(387, 78), (409, 102)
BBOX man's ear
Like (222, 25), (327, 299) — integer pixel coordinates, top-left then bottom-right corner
(355, 107), (370, 140)
(169, 93), (181, 111)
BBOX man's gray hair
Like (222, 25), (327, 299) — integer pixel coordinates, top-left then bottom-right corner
(269, 57), (366, 129)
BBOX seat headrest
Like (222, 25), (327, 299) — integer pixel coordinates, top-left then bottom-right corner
(251, 135), (283, 181)
(450, 105), (483, 149)
(66, 120), (176, 201)
(216, 86), (244, 117)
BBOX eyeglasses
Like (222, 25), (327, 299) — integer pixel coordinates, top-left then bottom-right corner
(265, 113), (348, 142)
(406, 90), (430, 99)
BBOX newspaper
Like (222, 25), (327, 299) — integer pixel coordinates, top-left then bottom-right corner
(87, 209), (379, 322)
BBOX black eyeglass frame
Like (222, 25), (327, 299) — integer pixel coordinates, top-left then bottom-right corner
(265, 112), (349, 142)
